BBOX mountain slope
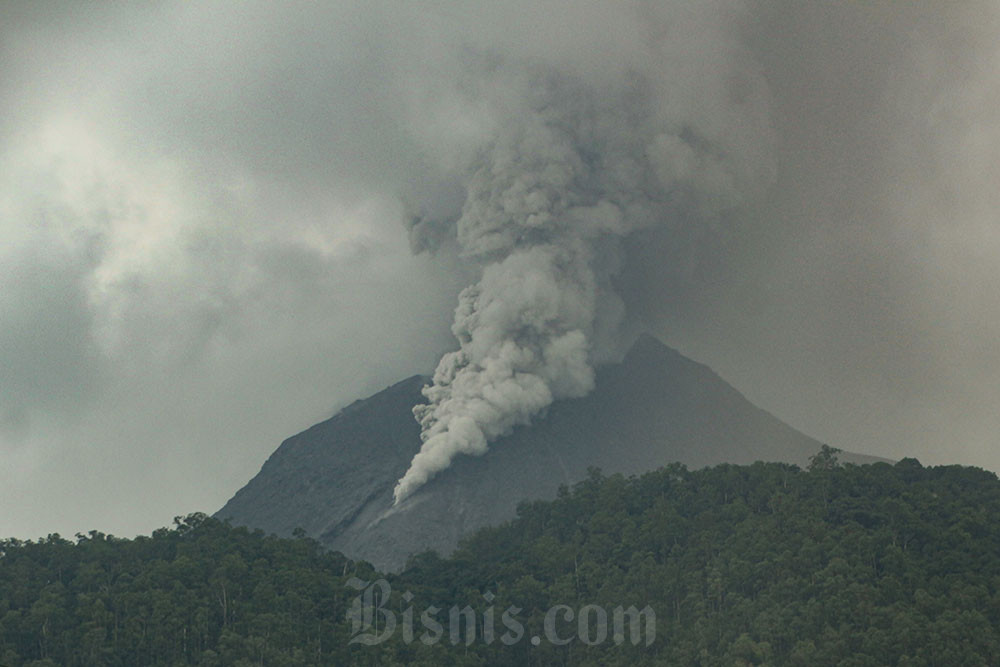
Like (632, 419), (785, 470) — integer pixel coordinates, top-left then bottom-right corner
(217, 335), (884, 570)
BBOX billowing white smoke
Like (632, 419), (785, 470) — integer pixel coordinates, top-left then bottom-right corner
(393, 4), (776, 504)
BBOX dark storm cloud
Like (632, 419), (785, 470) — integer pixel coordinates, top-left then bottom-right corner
(625, 1), (1000, 464)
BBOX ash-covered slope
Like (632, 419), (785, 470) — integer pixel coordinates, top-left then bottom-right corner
(217, 335), (884, 570)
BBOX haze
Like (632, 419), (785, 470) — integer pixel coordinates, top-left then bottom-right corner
(1, 1), (998, 539)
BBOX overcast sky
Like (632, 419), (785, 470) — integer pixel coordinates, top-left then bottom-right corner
(2, 1), (998, 540)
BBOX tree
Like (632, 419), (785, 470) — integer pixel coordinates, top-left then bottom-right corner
(808, 445), (842, 471)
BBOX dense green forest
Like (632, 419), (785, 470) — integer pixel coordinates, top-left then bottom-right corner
(3, 450), (1000, 665)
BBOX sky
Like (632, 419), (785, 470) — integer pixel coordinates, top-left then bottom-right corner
(1, 1), (998, 539)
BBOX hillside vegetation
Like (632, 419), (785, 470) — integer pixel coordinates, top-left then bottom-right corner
(2, 451), (1000, 665)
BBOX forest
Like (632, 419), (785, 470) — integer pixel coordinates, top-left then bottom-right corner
(2, 448), (999, 665)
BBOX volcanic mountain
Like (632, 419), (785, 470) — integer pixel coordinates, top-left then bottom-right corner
(216, 335), (883, 570)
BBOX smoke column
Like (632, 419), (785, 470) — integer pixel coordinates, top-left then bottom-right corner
(394, 3), (776, 504)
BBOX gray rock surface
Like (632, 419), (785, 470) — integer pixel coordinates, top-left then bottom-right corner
(217, 334), (886, 570)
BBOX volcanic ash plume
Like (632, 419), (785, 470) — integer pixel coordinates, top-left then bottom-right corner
(393, 11), (775, 504)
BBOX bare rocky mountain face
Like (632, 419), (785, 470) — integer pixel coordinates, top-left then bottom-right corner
(216, 335), (885, 571)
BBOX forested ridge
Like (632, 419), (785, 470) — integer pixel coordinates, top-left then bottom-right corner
(2, 451), (1000, 665)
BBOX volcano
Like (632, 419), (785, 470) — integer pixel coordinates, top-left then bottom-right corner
(216, 335), (884, 570)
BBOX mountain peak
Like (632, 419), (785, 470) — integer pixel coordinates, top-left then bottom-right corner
(627, 331), (669, 356)
(621, 332), (706, 374)
(218, 336), (885, 570)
